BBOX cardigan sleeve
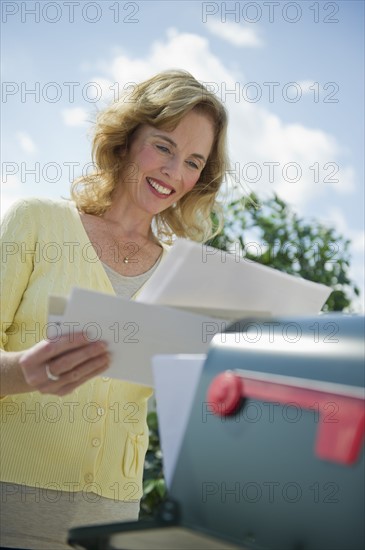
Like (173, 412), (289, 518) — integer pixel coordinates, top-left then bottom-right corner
(0, 200), (36, 350)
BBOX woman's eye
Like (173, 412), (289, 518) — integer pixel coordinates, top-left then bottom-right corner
(156, 144), (170, 154)
(187, 160), (199, 170)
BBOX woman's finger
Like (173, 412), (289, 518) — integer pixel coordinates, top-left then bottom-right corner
(19, 334), (108, 386)
(48, 363), (111, 397)
(37, 351), (110, 393)
(19, 332), (97, 373)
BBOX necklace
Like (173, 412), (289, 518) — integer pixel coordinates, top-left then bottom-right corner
(102, 216), (150, 264)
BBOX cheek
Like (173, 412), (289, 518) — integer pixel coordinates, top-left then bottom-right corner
(185, 173), (201, 192)
(136, 146), (159, 170)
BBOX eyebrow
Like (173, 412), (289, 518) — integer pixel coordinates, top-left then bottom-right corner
(152, 133), (207, 164)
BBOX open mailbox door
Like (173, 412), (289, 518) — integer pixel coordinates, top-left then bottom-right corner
(68, 315), (364, 550)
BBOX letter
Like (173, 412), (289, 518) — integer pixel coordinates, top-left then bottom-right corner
(242, 82), (262, 103)
(62, 321), (81, 343)
(282, 82), (302, 103)
(200, 81), (220, 100)
(201, 482), (219, 502)
(262, 401), (280, 423)
(241, 162), (262, 183)
(41, 242), (62, 263)
(82, 322), (102, 342)
(42, 402), (62, 423)
(263, 481), (280, 503)
(1, 242), (19, 261)
(1, 82), (19, 101)
(64, 161), (81, 182)
(263, 2), (280, 22)
(42, 82), (62, 103)
(82, 82), (102, 103)
(282, 2), (302, 23)
(63, 401), (79, 423)
(242, 321), (262, 343)
(282, 481), (302, 503)
(282, 322), (302, 343)
(282, 161), (302, 183)
(82, 242), (99, 262)
(42, 2), (62, 23)
(2, 2), (19, 23)
(20, 82), (40, 102)
(63, 481), (80, 501)
(42, 162), (62, 183)
(20, 401), (41, 423)
(123, 482), (139, 499)
(241, 2), (262, 23)
(221, 481), (240, 503)
(263, 161), (280, 183)
(83, 483), (102, 502)
(20, 161), (40, 183)
(242, 402), (262, 423)
(43, 483), (61, 502)
(21, 1), (40, 22)
(63, 82), (80, 103)
(1, 322), (19, 338)
(20, 322), (41, 345)
(221, 81), (240, 103)
(201, 401), (220, 422)
(282, 402), (302, 423)
(82, 2), (102, 22)
(20, 241), (40, 263)
(221, 1), (240, 22)
(201, 244), (220, 264)
(20, 483), (40, 503)
(63, 2), (80, 23)
(226, 160), (240, 183)
(63, 242), (80, 263)
(242, 241), (261, 261)
(226, 241), (242, 263)
(263, 82), (280, 103)
(263, 321), (280, 343)
(242, 482), (262, 503)
(82, 402), (100, 423)
(0, 402), (19, 423)
(201, 2), (219, 23)
(201, 322), (219, 343)
(1, 482), (20, 502)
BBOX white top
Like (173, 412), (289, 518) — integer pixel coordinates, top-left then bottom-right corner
(101, 255), (163, 299)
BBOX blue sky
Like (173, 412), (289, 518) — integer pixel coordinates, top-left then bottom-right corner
(1, 0), (364, 310)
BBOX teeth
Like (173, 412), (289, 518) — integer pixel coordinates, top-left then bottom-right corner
(147, 178), (172, 195)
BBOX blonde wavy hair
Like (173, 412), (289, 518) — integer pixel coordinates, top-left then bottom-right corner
(71, 69), (229, 242)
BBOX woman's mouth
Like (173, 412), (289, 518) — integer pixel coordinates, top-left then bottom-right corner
(146, 177), (175, 197)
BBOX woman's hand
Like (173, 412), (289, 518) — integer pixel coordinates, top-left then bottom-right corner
(18, 332), (110, 396)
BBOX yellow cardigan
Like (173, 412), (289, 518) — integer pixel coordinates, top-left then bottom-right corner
(0, 198), (165, 501)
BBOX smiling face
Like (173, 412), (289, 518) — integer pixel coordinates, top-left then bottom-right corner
(118, 109), (215, 217)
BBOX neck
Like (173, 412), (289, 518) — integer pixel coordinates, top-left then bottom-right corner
(103, 200), (154, 240)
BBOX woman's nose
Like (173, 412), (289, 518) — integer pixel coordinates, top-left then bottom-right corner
(161, 155), (182, 182)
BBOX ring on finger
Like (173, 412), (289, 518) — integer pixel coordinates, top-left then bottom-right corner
(45, 363), (60, 382)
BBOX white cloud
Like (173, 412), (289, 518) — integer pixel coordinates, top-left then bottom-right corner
(16, 131), (37, 154)
(62, 107), (89, 127)
(205, 19), (263, 47)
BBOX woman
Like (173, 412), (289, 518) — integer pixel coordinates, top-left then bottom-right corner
(0, 69), (229, 549)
